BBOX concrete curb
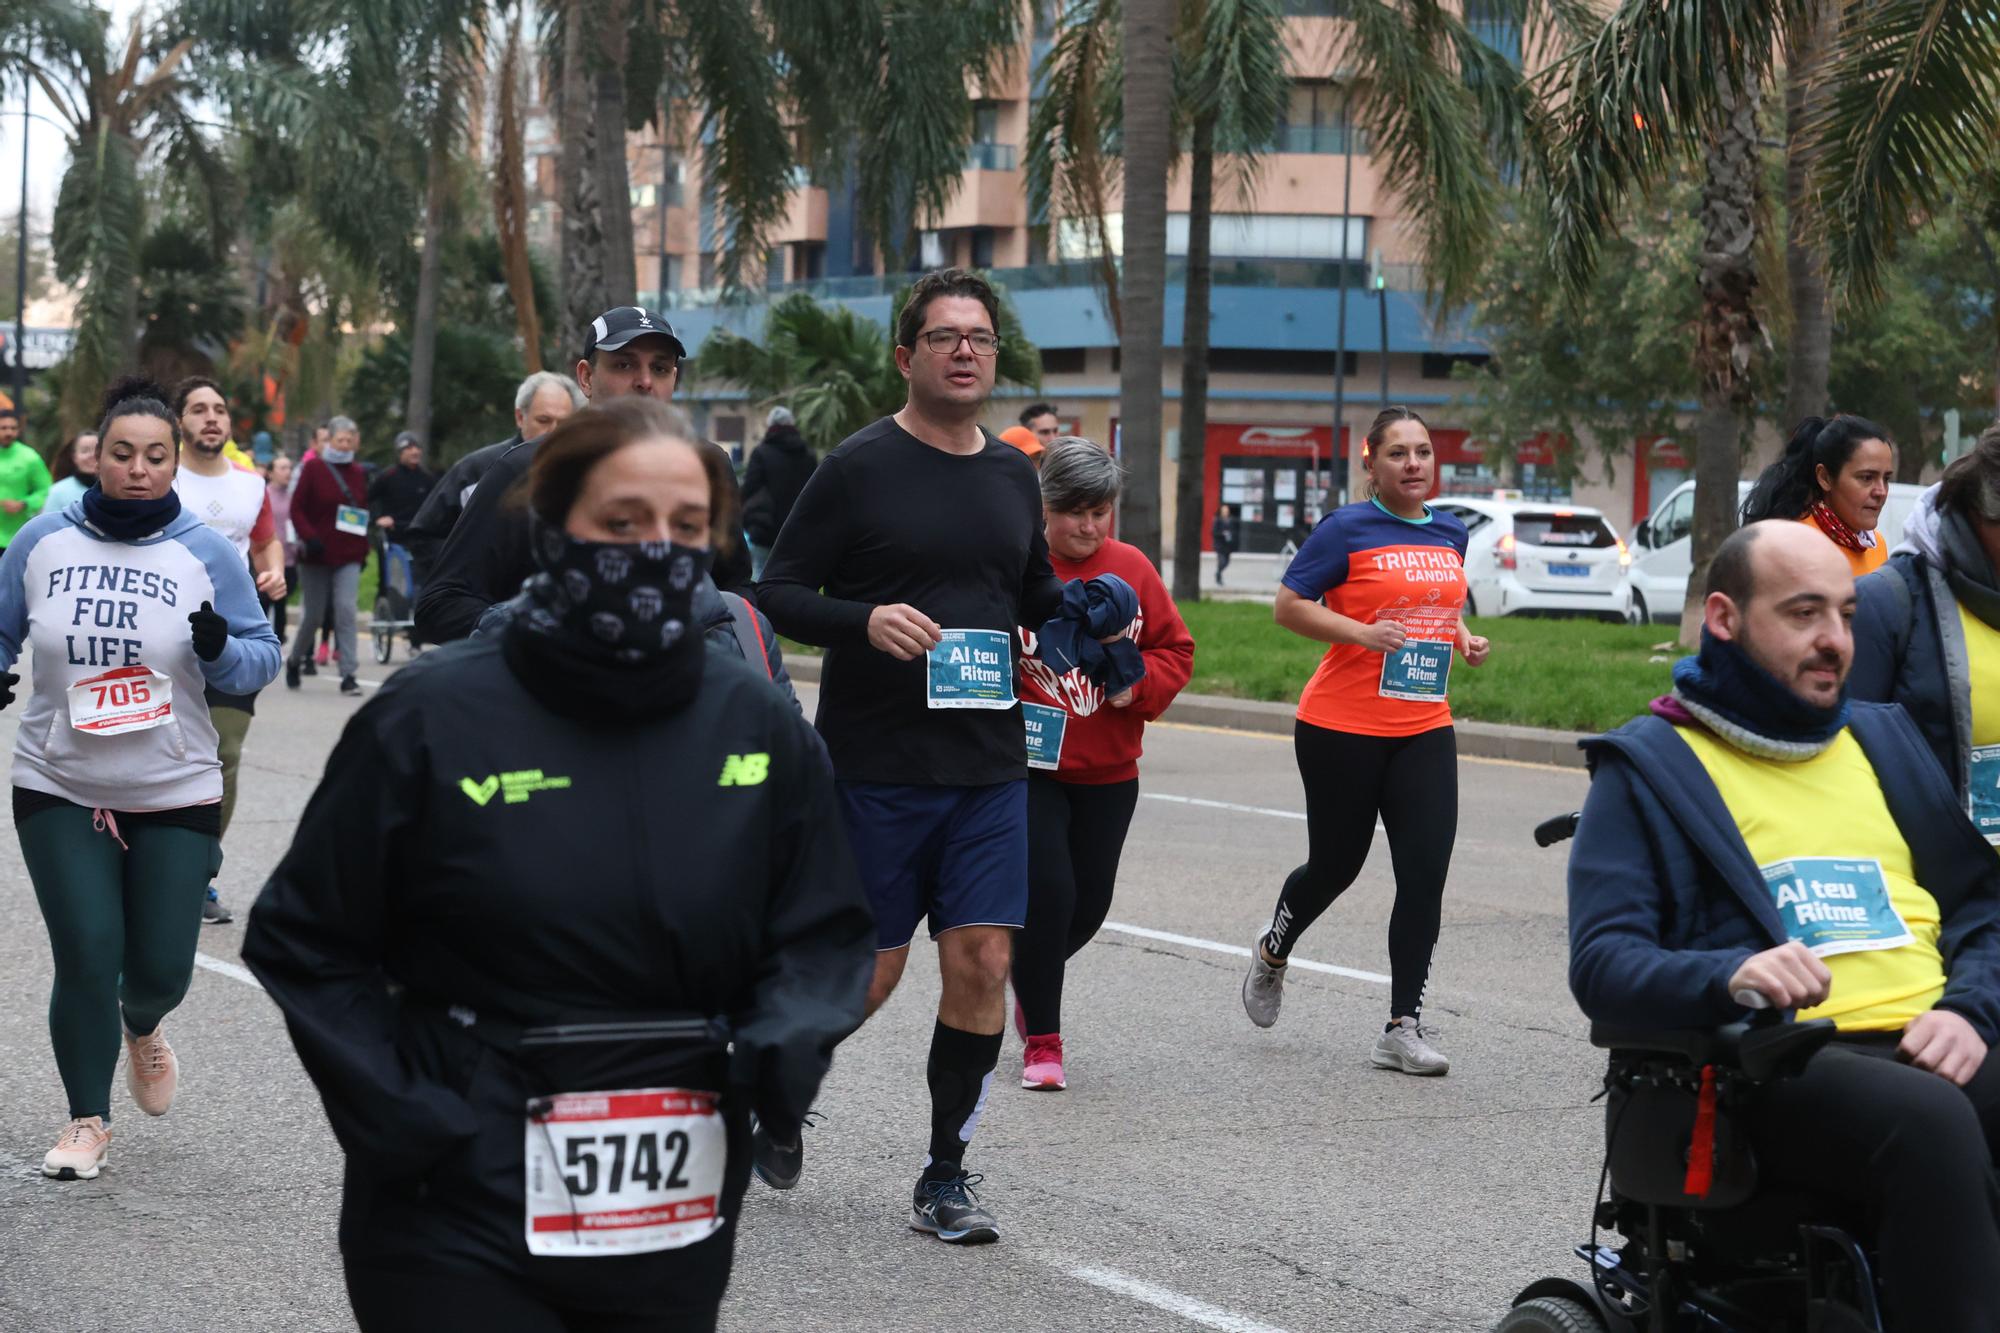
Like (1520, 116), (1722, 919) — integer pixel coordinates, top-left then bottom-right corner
(782, 655), (1589, 769)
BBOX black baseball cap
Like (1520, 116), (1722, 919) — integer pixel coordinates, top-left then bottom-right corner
(583, 306), (687, 362)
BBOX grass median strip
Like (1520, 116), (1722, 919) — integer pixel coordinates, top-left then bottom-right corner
(779, 601), (1678, 735)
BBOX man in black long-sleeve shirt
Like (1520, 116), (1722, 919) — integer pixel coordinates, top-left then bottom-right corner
(759, 269), (1070, 1245)
(413, 307), (752, 642)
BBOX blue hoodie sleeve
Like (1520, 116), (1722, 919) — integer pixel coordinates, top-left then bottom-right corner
(182, 528), (283, 693)
(0, 514), (68, 673)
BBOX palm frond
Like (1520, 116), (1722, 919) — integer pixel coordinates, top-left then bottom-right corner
(1180, 0), (1289, 208)
(1026, 0), (1125, 329)
(1811, 0), (2000, 304)
(669, 0), (792, 294)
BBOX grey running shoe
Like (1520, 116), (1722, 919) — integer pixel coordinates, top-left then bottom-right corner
(1241, 940), (1286, 1029)
(201, 888), (233, 925)
(912, 1170), (999, 1244)
(1371, 1017), (1449, 1076)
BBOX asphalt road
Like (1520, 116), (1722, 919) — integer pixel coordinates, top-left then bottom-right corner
(0, 658), (1602, 1333)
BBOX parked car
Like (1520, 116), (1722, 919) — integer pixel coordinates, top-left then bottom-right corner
(1626, 477), (1928, 623)
(1433, 498), (1634, 622)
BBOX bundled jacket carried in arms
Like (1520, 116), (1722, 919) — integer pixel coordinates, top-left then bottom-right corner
(1567, 704), (2000, 1039)
(242, 638), (872, 1315)
(0, 502), (282, 810)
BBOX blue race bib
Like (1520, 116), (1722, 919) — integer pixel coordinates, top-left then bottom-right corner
(1378, 641), (1452, 701)
(1023, 703), (1067, 770)
(1760, 857), (1912, 957)
(925, 629), (1016, 710)
(1971, 744), (2000, 847)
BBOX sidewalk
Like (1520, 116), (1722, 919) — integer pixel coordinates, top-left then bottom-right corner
(783, 657), (1589, 769)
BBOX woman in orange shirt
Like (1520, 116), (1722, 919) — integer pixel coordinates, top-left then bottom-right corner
(1741, 415), (1897, 577)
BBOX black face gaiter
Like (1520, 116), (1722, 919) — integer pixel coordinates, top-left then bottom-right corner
(501, 516), (711, 722)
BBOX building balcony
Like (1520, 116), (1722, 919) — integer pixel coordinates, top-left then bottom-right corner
(964, 142), (1018, 172)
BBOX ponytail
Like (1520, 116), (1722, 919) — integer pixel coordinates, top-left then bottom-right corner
(1740, 414), (1890, 523)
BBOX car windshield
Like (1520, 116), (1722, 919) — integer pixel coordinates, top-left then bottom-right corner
(1514, 513), (1616, 549)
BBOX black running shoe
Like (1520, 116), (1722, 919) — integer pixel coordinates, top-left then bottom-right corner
(285, 658), (301, 690)
(300, 659), (317, 677)
(751, 1117), (803, 1191)
(340, 676), (362, 697)
(911, 1169), (999, 1244)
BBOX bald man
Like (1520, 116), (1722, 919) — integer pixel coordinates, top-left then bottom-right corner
(1567, 520), (2000, 1332)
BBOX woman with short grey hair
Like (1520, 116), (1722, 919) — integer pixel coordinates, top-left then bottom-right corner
(1012, 437), (1195, 1092)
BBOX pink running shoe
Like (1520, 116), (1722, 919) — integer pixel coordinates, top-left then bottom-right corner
(315, 639), (331, 666)
(124, 1025), (178, 1117)
(1021, 1034), (1066, 1091)
(43, 1117), (109, 1180)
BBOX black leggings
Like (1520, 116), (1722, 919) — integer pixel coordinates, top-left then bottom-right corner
(1262, 721), (1457, 1020)
(346, 1264), (718, 1333)
(1014, 775), (1140, 1036)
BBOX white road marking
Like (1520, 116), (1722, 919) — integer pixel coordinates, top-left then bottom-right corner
(1143, 791), (1303, 821)
(1058, 1262), (1296, 1333)
(1100, 921), (1392, 985)
(194, 952), (264, 991)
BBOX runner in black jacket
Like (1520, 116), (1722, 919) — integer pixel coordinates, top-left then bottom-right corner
(415, 308), (751, 644)
(244, 399), (871, 1332)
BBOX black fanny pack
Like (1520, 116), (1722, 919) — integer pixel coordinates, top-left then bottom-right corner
(405, 996), (733, 1103)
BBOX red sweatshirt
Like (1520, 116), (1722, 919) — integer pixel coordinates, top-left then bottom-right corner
(289, 456), (373, 567)
(1017, 538), (1195, 784)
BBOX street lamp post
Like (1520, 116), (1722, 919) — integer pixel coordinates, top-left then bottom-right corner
(12, 90), (28, 415)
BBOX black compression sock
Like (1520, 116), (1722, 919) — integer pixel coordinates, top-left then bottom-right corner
(924, 1020), (1001, 1180)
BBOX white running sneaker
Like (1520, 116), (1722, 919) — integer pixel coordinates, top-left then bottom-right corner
(124, 1025), (179, 1116)
(43, 1117), (109, 1180)
(1371, 1017), (1449, 1076)
(1241, 940), (1287, 1029)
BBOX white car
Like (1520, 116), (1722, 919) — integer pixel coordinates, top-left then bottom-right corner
(1627, 479), (1928, 624)
(1433, 498), (1634, 622)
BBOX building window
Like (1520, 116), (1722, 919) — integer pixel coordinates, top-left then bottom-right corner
(793, 242), (826, 281)
(970, 228), (997, 269)
(1041, 347), (1087, 374)
(766, 249), (785, 288)
(920, 231), (948, 270)
(698, 252), (718, 287)
(710, 414), (746, 445)
(1208, 348), (1359, 376)
(1274, 81), (1367, 154)
(631, 183), (656, 208)
(1422, 352), (1492, 379)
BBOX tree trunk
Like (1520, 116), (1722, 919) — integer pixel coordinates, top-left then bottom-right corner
(1781, 2), (1833, 436)
(1117, 0), (1173, 566)
(1171, 111), (1216, 602)
(1681, 65), (1764, 648)
(404, 113), (451, 447)
(593, 0), (638, 306)
(495, 11), (543, 373)
(560, 0), (608, 344)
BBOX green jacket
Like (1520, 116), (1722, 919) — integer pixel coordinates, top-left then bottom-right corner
(0, 441), (51, 547)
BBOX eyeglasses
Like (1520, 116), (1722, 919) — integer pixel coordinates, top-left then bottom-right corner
(917, 329), (1001, 356)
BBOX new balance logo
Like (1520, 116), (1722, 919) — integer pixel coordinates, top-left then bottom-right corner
(717, 753), (770, 787)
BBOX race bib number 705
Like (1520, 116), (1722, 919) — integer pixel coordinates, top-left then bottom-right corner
(524, 1087), (727, 1257)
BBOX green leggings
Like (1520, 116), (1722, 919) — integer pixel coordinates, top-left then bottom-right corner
(19, 806), (221, 1122)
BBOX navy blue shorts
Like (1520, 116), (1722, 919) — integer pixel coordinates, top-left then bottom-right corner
(836, 780), (1029, 951)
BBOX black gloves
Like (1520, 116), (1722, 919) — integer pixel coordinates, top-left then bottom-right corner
(0, 670), (16, 712)
(189, 601), (228, 662)
(302, 537), (325, 559)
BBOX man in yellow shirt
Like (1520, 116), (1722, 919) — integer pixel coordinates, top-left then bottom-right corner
(1569, 521), (2000, 1333)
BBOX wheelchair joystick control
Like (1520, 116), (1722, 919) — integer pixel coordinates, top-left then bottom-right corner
(1732, 987), (1772, 1010)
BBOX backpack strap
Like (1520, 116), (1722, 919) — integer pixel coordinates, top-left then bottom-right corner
(721, 591), (773, 680)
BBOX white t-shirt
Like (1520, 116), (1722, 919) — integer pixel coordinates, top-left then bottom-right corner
(174, 466), (268, 559)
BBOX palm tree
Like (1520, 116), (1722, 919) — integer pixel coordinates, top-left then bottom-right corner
(493, 4), (543, 373)
(1544, 0), (2000, 640)
(690, 285), (1042, 452)
(1033, 0), (1571, 583)
(1119, 0), (1175, 566)
(2, 1), (225, 431)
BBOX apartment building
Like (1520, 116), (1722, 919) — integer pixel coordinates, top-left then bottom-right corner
(557, 2), (1680, 553)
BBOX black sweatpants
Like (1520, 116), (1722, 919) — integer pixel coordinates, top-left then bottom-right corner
(1263, 721), (1457, 1020)
(1738, 1037), (2000, 1333)
(1014, 776), (1140, 1036)
(346, 1264), (719, 1333)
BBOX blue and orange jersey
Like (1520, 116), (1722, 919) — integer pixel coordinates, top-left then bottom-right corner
(1281, 498), (1470, 737)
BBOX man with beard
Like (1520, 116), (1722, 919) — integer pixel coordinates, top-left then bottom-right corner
(174, 376), (288, 924)
(0, 405), (51, 554)
(1569, 520), (2000, 1333)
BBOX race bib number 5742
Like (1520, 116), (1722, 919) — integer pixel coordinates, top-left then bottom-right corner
(524, 1087), (727, 1257)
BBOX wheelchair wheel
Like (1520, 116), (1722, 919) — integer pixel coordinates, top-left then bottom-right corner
(1494, 1296), (1607, 1333)
(372, 597), (394, 664)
